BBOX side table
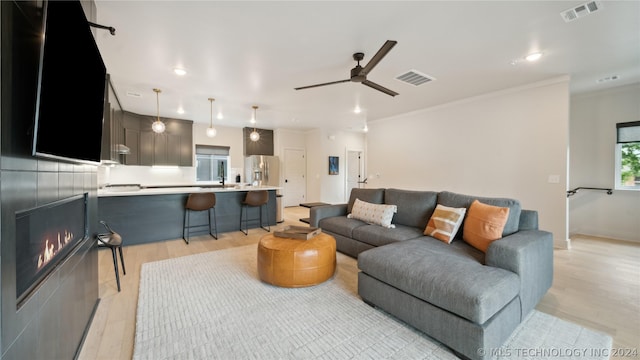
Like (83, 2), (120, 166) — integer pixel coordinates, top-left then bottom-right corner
(299, 202), (330, 224)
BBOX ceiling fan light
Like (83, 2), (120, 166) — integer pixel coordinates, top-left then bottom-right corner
(249, 130), (260, 142)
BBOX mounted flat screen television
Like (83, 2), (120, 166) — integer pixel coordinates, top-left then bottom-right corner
(32, 0), (106, 165)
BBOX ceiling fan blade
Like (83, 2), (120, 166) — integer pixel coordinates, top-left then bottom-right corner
(294, 79), (350, 91)
(360, 40), (397, 76)
(362, 80), (398, 97)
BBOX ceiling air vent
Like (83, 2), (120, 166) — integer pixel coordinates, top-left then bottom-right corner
(561, 1), (602, 23)
(395, 70), (435, 86)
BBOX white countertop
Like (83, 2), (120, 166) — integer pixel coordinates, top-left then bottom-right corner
(98, 185), (281, 197)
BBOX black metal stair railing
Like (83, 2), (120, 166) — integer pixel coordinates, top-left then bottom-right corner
(567, 187), (613, 197)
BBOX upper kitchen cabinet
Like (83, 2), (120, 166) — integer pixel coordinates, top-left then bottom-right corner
(122, 112), (193, 166)
(243, 127), (274, 156)
(100, 75), (126, 164)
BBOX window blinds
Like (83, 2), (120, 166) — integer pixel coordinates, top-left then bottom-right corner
(195, 145), (230, 156)
(616, 121), (640, 143)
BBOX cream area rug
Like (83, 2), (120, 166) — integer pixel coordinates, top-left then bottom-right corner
(133, 245), (612, 359)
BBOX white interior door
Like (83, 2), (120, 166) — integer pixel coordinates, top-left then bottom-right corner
(284, 148), (306, 207)
(346, 150), (363, 202)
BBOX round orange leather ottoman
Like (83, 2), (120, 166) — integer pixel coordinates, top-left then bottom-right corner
(257, 232), (336, 288)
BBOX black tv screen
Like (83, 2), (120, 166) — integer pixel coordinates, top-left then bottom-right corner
(33, 0), (106, 165)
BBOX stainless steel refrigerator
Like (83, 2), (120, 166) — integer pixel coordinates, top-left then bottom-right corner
(244, 155), (280, 187)
(245, 155), (283, 222)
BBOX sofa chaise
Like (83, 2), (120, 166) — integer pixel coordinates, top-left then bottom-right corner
(310, 188), (553, 360)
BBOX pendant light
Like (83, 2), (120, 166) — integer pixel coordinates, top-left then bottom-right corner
(151, 88), (166, 133)
(206, 98), (217, 137)
(249, 105), (260, 142)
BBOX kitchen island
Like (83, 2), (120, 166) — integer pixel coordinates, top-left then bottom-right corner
(97, 185), (279, 246)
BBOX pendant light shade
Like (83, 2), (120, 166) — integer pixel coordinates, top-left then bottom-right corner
(206, 127), (217, 138)
(152, 88), (165, 134)
(249, 130), (260, 142)
(250, 105), (260, 142)
(206, 97), (217, 138)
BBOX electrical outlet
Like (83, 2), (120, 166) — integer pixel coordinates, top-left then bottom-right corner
(548, 175), (560, 184)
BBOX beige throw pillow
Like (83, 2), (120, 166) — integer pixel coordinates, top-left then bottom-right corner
(348, 198), (397, 228)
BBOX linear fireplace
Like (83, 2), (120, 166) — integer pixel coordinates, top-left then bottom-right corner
(15, 193), (89, 306)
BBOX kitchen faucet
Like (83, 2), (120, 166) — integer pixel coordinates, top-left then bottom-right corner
(219, 167), (225, 187)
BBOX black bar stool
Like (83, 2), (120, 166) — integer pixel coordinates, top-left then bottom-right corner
(183, 192), (218, 244)
(240, 190), (270, 235)
(97, 221), (126, 292)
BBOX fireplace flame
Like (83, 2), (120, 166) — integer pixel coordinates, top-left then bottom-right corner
(37, 230), (74, 270)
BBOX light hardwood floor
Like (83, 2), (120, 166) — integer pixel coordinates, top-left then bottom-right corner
(78, 207), (639, 359)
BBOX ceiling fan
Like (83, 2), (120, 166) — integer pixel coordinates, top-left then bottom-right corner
(294, 40), (399, 97)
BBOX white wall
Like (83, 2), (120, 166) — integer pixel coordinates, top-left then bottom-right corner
(275, 128), (307, 154)
(305, 128), (366, 204)
(366, 77), (570, 248)
(569, 83), (640, 242)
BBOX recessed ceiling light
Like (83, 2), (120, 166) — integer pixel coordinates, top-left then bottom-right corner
(354, 106), (362, 114)
(525, 52), (543, 62)
(217, 112), (224, 120)
(173, 68), (187, 76)
(177, 107), (185, 114)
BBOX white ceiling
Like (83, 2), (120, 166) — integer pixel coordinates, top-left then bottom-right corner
(94, 1), (640, 132)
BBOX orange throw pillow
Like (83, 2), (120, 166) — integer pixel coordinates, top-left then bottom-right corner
(463, 200), (510, 252)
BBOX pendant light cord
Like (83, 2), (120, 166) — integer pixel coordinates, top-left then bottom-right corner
(210, 98), (215, 127)
(154, 88), (161, 121)
(253, 105), (258, 131)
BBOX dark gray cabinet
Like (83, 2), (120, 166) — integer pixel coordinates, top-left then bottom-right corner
(122, 112), (192, 166)
(123, 128), (140, 165)
(100, 75), (125, 163)
(243, 127), (274, 155)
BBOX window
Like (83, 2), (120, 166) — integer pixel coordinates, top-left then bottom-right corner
(615, 121), (640, 190)
(195, 145), (230, 182)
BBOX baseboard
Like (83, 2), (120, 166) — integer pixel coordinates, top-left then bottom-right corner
(74, 298), (101, 360)
(554, 237), (571, 250)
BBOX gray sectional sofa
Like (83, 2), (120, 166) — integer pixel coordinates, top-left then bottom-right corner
(309, 188), (553, 360)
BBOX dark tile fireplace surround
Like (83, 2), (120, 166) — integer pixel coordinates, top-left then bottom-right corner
(15, 194), (89, 308)
(1, 1), (100, 359)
